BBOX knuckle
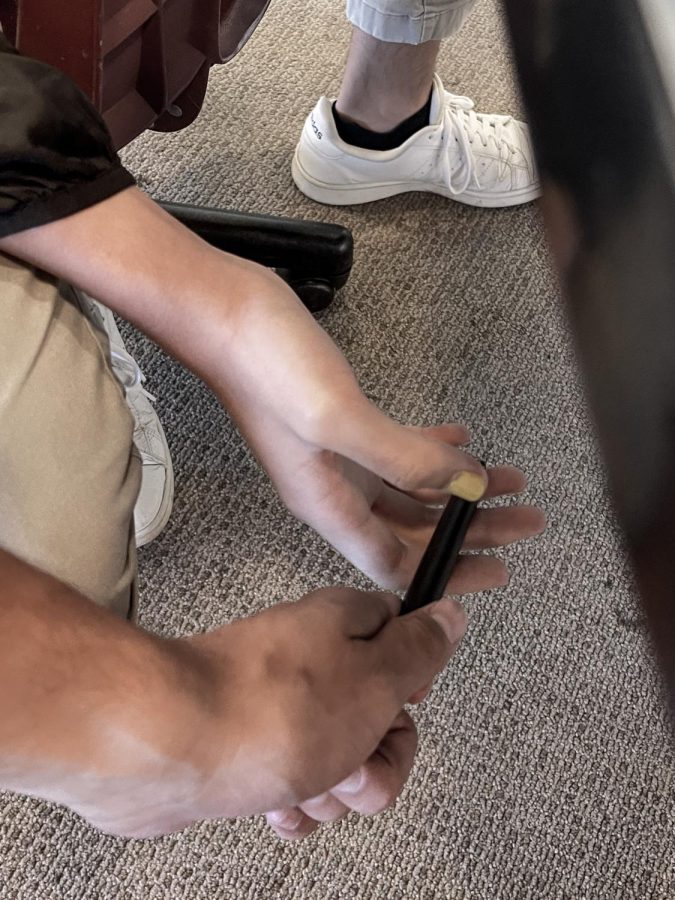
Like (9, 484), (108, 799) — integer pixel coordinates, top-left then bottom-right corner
(384, 457), (429, 492)
(406, 614), (449, 660)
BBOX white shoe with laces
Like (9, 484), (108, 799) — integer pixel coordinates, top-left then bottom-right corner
(81, 294), (174, 548)
(292, 73), (541, 207)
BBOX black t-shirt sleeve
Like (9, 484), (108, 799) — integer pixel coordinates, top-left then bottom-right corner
(0, 33), (135, 239)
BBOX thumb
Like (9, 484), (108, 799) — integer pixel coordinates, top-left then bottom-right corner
(374, 598), (468, 707)
(328, 402), (487, 501)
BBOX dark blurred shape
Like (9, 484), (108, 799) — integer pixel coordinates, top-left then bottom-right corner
(502, 0), (675, 710)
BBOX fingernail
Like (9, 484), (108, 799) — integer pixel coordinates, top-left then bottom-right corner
(429, 598), (468, 644)
(267, 809), (303, 830)
(335, 768), (364, 795)
(446, 470), (487, 502)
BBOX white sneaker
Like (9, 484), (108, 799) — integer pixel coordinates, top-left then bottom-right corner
(81, 294), (174, 548)
(292, 74), (540, 208)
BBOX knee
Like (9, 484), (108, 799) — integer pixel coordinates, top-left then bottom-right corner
(0, 255), (139, 614)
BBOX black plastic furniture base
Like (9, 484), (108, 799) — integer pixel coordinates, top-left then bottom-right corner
(161, 201), (354, 312)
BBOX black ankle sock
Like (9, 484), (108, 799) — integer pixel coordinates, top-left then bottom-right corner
(331, 91), (432, 152)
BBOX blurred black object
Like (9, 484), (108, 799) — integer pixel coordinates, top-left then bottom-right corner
(502, 0), (675, 709)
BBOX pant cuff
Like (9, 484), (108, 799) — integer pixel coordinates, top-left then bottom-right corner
(346, 0), (476, 44)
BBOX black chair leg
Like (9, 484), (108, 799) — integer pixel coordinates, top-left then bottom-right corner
(161, 201), (354, 313)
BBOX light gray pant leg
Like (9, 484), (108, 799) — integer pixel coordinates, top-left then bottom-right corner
(346, 0), (477, 44)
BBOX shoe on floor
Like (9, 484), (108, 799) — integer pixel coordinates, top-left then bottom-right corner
(292, 73), (541, 208)
(81, 294), (174, 548)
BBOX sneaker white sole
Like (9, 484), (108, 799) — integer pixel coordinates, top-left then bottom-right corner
(292, 151), (541, 209)
(133, 423), (175, 548)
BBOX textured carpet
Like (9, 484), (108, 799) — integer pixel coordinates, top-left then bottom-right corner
(2, 1), (675, 898)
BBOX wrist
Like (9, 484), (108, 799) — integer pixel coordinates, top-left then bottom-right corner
(0, 553), (217, 803)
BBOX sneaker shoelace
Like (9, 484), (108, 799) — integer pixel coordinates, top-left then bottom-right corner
(440, 93), (517, 195)
(110, 348), (165, 467)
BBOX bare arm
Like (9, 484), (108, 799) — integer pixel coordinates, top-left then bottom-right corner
(1, 188), (543, 590)
(0, 548), (466, 838)
(0, 549), (212, 823)
(2, 188), (339, 408)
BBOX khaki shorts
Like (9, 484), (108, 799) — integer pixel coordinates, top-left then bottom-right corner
(346, 0), (477, 43)
(0, 251), (140, 619)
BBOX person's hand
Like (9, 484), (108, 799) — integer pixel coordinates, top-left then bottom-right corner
(214, 267), (545, 590)
(262, 600), (462, 844)
(37, 587), (464, 839)
(0, 553), (467, 840)
(1, 188), (544, 588)
(264, 708), (421, 841)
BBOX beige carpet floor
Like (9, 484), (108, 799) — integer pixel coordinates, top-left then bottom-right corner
(2, 1), (674, 897)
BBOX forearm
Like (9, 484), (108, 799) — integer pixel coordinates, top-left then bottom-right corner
(0, 549), (211, 817)
(0, 187), (360, 416)
(1, 188), (255, 381)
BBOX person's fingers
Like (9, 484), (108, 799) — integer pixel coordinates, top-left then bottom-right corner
(302, 587), (400, 639)
(265, 807), (320, 841)
(326, 404), (488, 501)
(298, 792), (350, 823)
(462, 505), (546, 551)
(482, 465), (528, 499)
(407, 422), (472, 446)
(331, 711), (418, 816)
(386, 463), (530, 506)
(373, 485), (442, 530)
(289, 463), (412, 587)
(267, 713), (421, 833)
(375, 487), (545, 551)
(314, 501), (530, 593)
(444, 555), (509, 594)
(367, 491), (544, 591)
(373, 598), (467, 706)
(407, 681), (434, 705)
